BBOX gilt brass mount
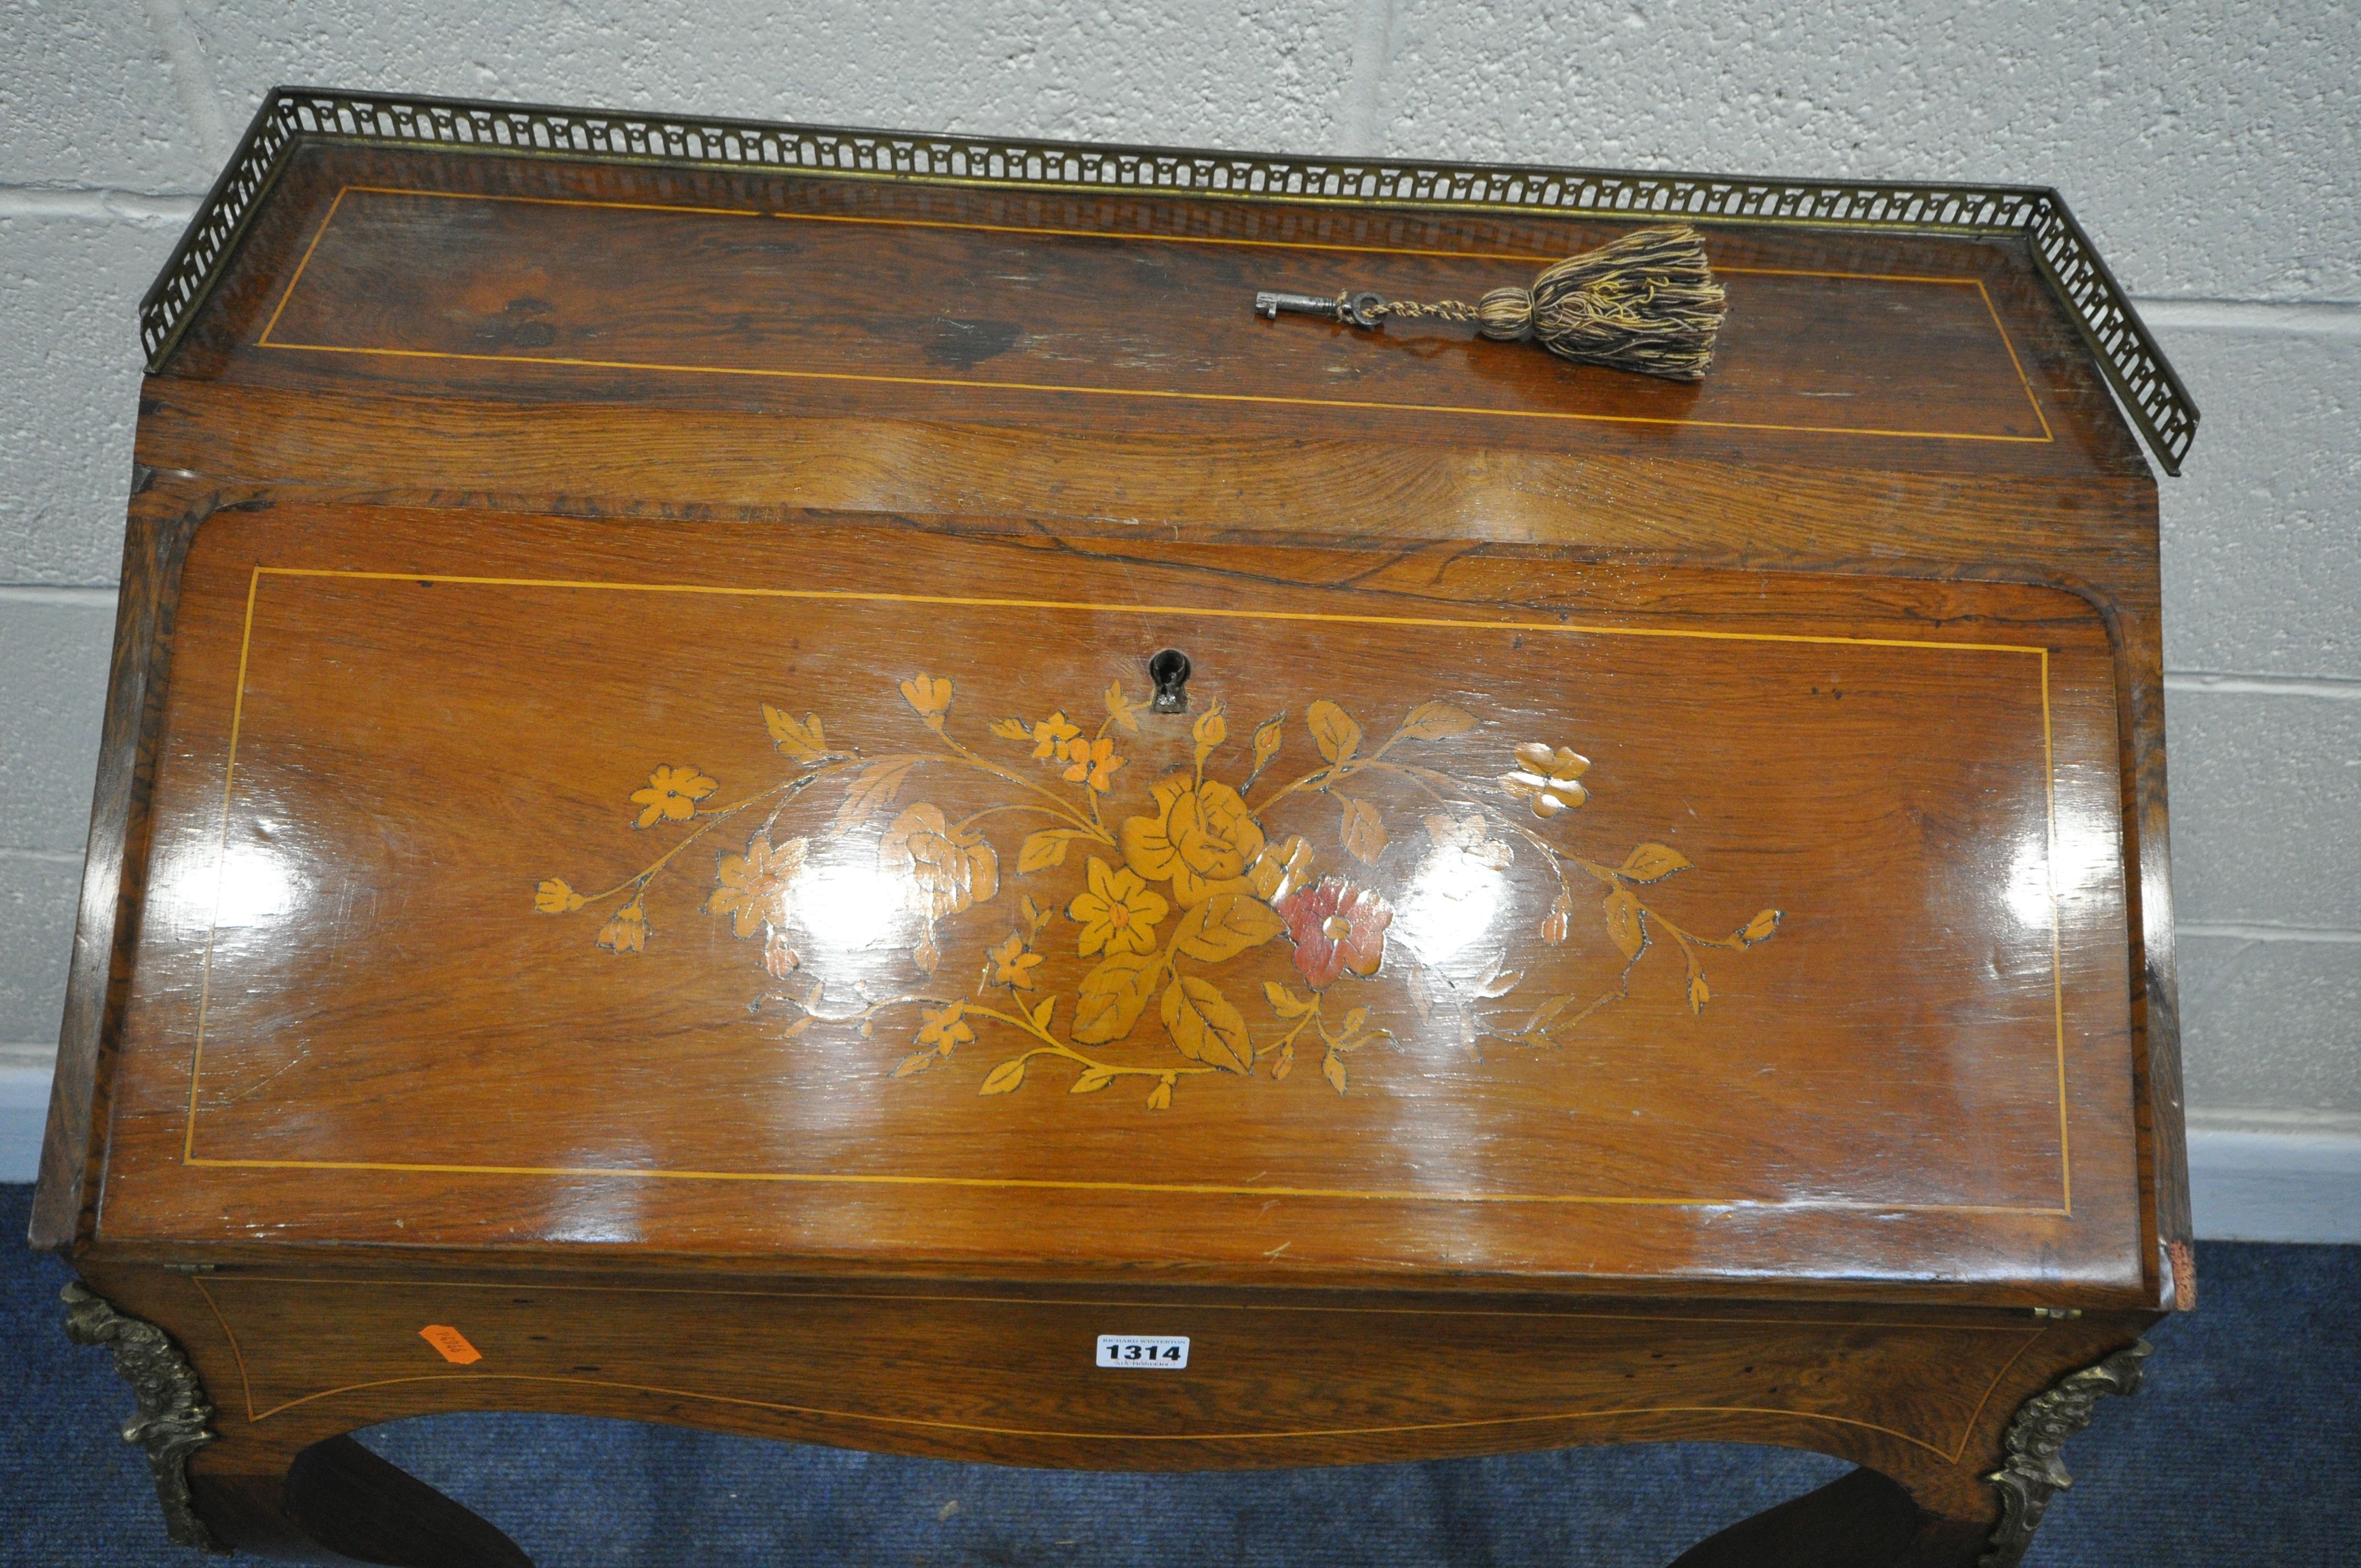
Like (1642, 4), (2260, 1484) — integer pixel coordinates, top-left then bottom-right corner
(61, 1282), (226, 1554)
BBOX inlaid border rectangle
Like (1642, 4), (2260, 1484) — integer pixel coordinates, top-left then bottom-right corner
(182, 566), (2072, 1216)
(253, 185), (2054, 448)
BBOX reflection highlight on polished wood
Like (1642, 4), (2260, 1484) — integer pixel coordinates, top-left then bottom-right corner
(39, 100), (2188, 1568)
(106, 507), (2134, 1298)
(515, 609), (1788, 1115)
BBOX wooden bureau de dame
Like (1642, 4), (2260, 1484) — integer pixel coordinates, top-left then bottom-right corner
(35, 90), (2199, 1566)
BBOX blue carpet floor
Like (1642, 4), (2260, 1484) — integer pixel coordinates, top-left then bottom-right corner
(6, 1187), (2355, 1566)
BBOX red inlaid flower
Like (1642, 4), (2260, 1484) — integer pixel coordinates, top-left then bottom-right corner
(1275, 878), (1392, 990)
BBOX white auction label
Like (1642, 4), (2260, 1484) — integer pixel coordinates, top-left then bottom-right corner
(1095, 1334), (1190, 1369)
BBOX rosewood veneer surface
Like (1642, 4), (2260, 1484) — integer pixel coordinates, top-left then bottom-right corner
(36, 98), (2191, 1567)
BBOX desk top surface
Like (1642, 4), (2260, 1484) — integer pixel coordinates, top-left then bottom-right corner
(148, 135), (2160, 487)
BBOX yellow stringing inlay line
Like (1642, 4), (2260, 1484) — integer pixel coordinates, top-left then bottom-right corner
(182, 568), (2070, 1216)
(251, 186), (2055, 445)
(189, 1277), (2045, 1461)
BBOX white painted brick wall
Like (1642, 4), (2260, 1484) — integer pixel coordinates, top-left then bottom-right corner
(2, 3), (2355, 1229)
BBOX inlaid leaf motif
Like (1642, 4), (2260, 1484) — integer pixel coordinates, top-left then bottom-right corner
(980, 1058), (1027, 1096)
(1070, 1067), (1117, 1093)
(1397, 700), (1477, 740)
(831, 758), (915, 836)
(1146, 1078), (1174, 1110)
(1307, 700), (1362, 766)
(1263, 979), (1315, 1019)
(1338, 795), (1388, 865)
(1072, 950), (1161, 1044)
(1619, 842), (1693, 883)
(1476, 966), (1523, 999)
(763, 706), (829, 763)
(1321, 1050), (1348, 1094)
(1161, 976), (1252, 1074)
(1688, 973), (1711, 1014)
(1739, 909), (1783, 945)
(1604, 887), (1646, 960)
(1029, 994), (1057, 1032)
(1172, 891), (1287, 963)
(893, 1050), (934, 1078)
(1018, 829), (1083, 872)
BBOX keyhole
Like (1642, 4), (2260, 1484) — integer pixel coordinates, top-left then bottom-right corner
(1149, 649), (1191, 714)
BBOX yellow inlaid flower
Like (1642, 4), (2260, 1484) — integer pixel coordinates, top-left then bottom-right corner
(880, 802), (999, 921)
(1499, 743), (1589, 817)
(987, 932), (1045, 990)
(900, 673), (954, 723)
(1060, 735), (1124, 793)
(596, 901), (648, 953)
(629, 765), (717, 829)
(707, 834), (810, 940)
(1120, 772), (1267, 907)
(917, 1000), (974, 1054)
(1028, 710), (1081, 760)
(534, 878), (585, 913)
(1068, 856), (1168, 958)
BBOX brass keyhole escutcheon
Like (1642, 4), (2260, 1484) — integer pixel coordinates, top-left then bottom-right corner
(1149, 649), (1191, 714)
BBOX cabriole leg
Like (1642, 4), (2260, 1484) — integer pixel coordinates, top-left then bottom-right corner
(63, 1281), (532, 1565)
(190, 1438), (534, 1566)
(1668, 1338), (2152, 1568)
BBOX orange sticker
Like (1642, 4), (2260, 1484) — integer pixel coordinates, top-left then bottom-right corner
(418, 1325), (482, 1365)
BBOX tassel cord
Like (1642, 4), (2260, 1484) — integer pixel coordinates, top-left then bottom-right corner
(1294, 225), (1729, 382)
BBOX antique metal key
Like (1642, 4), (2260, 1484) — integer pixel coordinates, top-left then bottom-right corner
(1253, 289), (1386, 329)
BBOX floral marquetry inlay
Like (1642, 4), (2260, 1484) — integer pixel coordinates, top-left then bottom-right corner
(536, 673), (1784, 1110)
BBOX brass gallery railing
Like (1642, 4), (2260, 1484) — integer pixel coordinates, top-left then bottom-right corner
(141, 86), (2199, 474)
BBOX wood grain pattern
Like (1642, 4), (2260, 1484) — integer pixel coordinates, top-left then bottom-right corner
(254, 185), (2054, 445)
(36, 124), (2188, 1564)
(165, 144), (2142, 480)
(72, 1256), (2155, 1564)
(184, 1273), (2057, 1465)
(82, 503), (2142, 1300)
